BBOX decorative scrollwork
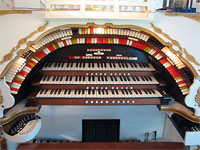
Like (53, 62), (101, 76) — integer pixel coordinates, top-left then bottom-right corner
(0, 21), (48, 65)
(151, 23), (200, 66)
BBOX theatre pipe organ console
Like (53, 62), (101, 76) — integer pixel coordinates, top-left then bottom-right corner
(0, 23), (200, 146)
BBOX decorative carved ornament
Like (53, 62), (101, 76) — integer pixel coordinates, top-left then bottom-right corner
(151, 23), (200, 66)
(0, 22), (48, 65)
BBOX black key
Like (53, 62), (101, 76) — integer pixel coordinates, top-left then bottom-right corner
(143, 63), (148, 68)
(148, 89), (152, 94)
(115, 89), (119, 95)
(130, 63), (134, 68)
(79, 76), (82, 81)
(92, 90), (95, 95)
(110, 76), (114, 81)
(78, 90), (81, 94)
(134, 89), (138, 94)
(75, 76), (78, 81)
(123, 76), (127, 81)
(47, 76), (51, 81)
(44, 89), (48, 94)
(105, 76), (108, 81)
(127, 76), (130, 81)
(54, 89), (58, 94)
(128, 90), (132, 94)
(148, 76), (152, 81)
(64, 90), (67, 94)
(143, 89), (148, 94)
(44, 63), (49, 67)
(98, 76), (100, 81)
(92, 63), (94, 68)
(76, 63), (79, 67)
(104, 63), (107, 68)
(138, 90), (142, 94)
(74, 90), (77, 95)
(65, 76), (69, 81)
(141, 76), (145, 81)
(100, 63), (103, 68)
(67, 62), (70, 67)
(56, 76), (59, 81)
(68, 89), (71, 94)
(92, 76), (95, 81)
(88, 90), (91, 95)
(135, 76), (140, 81)
(98, 90), (101, 95)
(82, 90), (85, 94)
(102, 90), (105, 95)
(54, 63), (57, 67)
(60, 76), (63, 81)
(105, 90), (109, 95)
(119, 76), (123, 81)
(150, 89), (155, 94)
(53, 76), (56, 81)
(39, 89), (44, 94)
(121, 90), (125, 95)
(111, 90), (114, 95)
(109, 63), (112, 68)
(83, 63), (85, 68)
(132, 76), (136, 81)
(113, 63), (116, 68)
(125, 63), (128, 68)
(97, 63), (100, 68)
(118, 62), (122, 68)
(61, 63), (64, 67)
(114, 76), (117, 81)
(138, 63), (143, 68)
(88, 63), (91, 68)
(48, 62), (52, 67)
(42, 76), (47, 81)
(83, 76), (85, 81)
(58, 89), (62, 94)
(89, 76), (91, 81)
(70, 63), (73, 67)
(101, 76), (104, 81)
(133, 63), (137, 68)
(144, 76), (149, 81)
(125, 90), (128, 94)
(121, 63), (125, 68)
(50, 89), (54, 94)
(69, 76), (73, 81)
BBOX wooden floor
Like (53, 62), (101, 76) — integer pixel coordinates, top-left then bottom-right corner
(17, 142), (187, 150)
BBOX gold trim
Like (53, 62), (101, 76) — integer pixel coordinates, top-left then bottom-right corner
(161, 103), (200, 123)
(0, 90), (3, 104)
(165, 13), (200, 24)
(184, 48), (200, 66)
(151, 23), (183, 54)
(151, 23), (199, 77)
(195, 88), (200, 107)
(0, 107), (39, 125)
(0, 21), (48, 78)
(0, 10), (32, 16)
